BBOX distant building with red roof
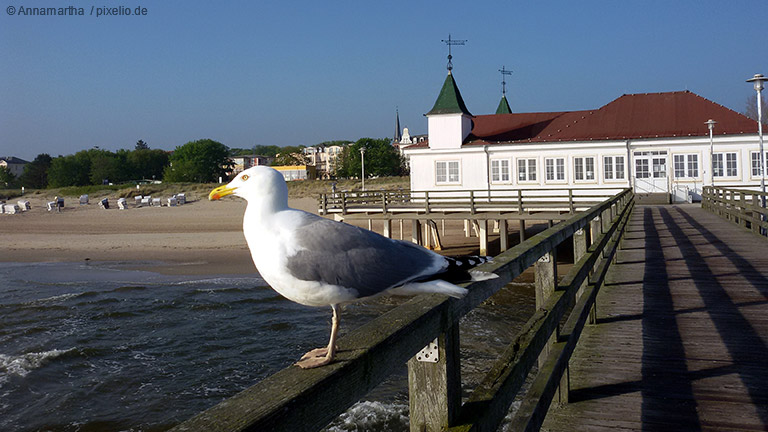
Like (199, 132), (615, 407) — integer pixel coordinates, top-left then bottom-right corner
(403, 72), (765, 203)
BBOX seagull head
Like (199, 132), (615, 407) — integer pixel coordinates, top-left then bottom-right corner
(209, 166), (289, 211)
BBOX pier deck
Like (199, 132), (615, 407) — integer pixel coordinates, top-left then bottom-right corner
(543, 204), (768, 431)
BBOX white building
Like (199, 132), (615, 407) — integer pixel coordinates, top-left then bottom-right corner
(404, 72), (765, 203)
(303, 144), (347, 179)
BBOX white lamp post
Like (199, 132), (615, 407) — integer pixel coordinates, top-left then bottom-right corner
(705, 119), (717, 187)
(360, 147), (366, 191)
(747, 73), (767, 233)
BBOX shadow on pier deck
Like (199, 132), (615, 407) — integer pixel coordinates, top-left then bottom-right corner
(543, 204), (768, 431)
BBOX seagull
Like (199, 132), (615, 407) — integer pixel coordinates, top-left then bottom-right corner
(209, 166), (495, 369)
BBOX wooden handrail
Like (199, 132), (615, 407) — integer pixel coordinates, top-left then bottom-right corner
(171, 189), (634, 432)
(702, 186), (767, 237)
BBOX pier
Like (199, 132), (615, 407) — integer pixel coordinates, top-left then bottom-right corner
(171, 188), (768, 432)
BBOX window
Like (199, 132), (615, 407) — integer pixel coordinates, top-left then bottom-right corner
(673, 154), (698, 178)
(491, 159), (510, 183)
(713, 152), (737, 177)
(436, 161), (460, 184)
(603, 156), (625, 180)
(635, 159), (650, 178)
(750, 151), (768, 177)
(517, 158), (537, 182)
(574, 156), (595, 181)
(545, 158), (565, 181)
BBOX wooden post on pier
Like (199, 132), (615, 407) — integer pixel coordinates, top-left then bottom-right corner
(478, 219), (489, 256)
(408, 325), (462, 432)
(499, 219), (509, 251)
(412, 220), (422, 245)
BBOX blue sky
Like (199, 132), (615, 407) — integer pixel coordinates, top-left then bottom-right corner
(2, 1), (766, 161)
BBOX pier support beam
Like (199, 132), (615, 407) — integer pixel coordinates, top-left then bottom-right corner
(412, 220), (422, 245)
(478, 219), (489, 256)
(499, 219), (509, 251)
(383, 219), (392, 239)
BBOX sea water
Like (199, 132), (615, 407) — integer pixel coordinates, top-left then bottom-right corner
(0, 262), (534, 431)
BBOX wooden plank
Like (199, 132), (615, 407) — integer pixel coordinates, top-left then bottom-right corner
(543, 204), (768, 432)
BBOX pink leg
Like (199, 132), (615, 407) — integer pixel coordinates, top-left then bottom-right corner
(296, 304), (340, 369)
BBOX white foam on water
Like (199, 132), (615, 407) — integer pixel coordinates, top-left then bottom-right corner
(324, 400), (409, 432)
(0, 348), (76, 379)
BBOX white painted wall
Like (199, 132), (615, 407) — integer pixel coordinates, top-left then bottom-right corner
(427, 114), (473, 149)
(405, 134), (764, 204)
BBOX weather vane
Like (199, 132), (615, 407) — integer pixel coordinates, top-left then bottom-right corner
(499, 66), (513, 96)
(441, 34), (467, 72)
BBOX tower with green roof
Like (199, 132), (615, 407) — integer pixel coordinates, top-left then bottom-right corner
(426, 71), (473, 149)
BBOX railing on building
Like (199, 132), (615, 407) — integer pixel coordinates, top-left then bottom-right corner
(171, 189), (634, 432)
(702, 186), (768, 237)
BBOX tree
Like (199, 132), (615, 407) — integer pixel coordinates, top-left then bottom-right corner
(135, 139), (150, 150)
(19, 153), (52, 189)
(271, 145), (308, 166)
(0, 166), (16, 188)
(337, 138), (405, 178)
(744, 94), (768, 124)
(163, 139), (232, 182)
(127, 148), (169, 181)
(47, 152), (91, 187)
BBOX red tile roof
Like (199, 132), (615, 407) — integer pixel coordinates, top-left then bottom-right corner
(404, 91), (759, 150)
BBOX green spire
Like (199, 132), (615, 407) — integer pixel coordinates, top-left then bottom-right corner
(495, 95), (512, 114)
(426, 72), (472, 116)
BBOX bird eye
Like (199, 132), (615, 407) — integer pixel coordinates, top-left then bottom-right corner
(241, 174), (249, 181)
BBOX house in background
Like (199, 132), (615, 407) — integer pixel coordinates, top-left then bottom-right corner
(303, 144), (347, 179)
(404, 71), (764, 204)
(230, 155), (273, 174)
(0, 156), (29, 178)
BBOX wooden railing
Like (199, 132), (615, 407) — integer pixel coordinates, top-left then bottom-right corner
(702, 186), (768, 237)
(171, 189), (634, 432)
(318, 188), (626, 216)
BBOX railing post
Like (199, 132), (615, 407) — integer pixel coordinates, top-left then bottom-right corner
(535, 247), (565, 403)
(569, 189), (575, 214)
(424, 191), (430, 213)
(341, 192), (347, 215)
(408, 325), (462, 432)
(573, 227), (588, 299)
(470, 190), (476, 215)
(518, 189), (524, 215)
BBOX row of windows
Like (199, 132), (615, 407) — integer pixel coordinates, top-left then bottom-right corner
(440, 156), (626, 185)
(671, 151), (768, 178)
(436, 152), (767, 185)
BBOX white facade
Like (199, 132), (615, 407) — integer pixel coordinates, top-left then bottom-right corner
(407, 135), (764, 204)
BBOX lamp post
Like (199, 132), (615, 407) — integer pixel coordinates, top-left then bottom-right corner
(706, 119), (717, 187)
(747, 73), (767, 234)
(360, 147), (366, 191)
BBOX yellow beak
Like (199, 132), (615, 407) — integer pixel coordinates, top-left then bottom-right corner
(209, 184), (237, 201)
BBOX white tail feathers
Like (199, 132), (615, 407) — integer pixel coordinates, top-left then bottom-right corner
(390, 280), (468, 298)
(469, 270), (498, 282)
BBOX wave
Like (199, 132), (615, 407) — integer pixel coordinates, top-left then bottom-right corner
(0, 347), (77, 378)
(324, 401), (409, 432)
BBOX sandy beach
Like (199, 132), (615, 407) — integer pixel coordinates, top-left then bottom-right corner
(0, 192), (324, 275)
(1, 190), (544, 276)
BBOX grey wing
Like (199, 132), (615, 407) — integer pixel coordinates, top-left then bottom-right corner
(285, 214), (448, 298)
